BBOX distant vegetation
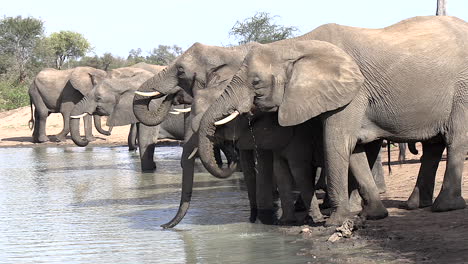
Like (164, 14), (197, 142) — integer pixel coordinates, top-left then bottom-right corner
(0, 12), (294, 111)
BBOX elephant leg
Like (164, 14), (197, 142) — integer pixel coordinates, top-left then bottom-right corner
(137, 123), (158, 172)
(33, 108), (49, 143)
(398, 143), (407, 164)
(273, 153), (297, 225)
(239, 149), (257, 223)
(56, 109), (71, 142)
(367, 144), (386, 193)
(406, 141), (445, 209)
(348, 174), (363, 213)
(83, 114), (96, 142)
(128, 123), (138, 151)
(288, 158), (316, 224)
(432, 113), (467, 212)
(350, 144), (388, 220)
(255, 149), (276, 225)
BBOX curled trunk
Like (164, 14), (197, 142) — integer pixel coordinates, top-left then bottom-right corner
(70, 96), (96, 147)
(93, 115), (111, 136)
(198, 73), (254, 178)
(133, 66), (179, 126)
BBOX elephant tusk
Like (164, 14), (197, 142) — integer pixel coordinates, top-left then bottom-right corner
(214, 111), (240, 126)
(174, 107), (191, 113)
(169, 111), (181, 115)
(70, 113), (88, 119)
(188, 147), (198, 159)
(134, 91), (161, 97)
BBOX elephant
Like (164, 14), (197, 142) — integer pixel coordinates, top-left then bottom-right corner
(28, 66), (110, 143)
(69, 65), (191, 171)
(197, 16), (468, 226)
(133, 38), (388, 227)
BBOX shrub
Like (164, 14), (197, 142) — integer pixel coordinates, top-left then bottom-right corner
(0, 81), (30, 111)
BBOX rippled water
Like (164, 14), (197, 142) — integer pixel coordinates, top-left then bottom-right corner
(0, 146), (321, 264)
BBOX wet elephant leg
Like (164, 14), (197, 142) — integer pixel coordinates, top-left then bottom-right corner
(406, 141), (445, 209)
(288, 158), (316, 224)
(272, 153), (296, 225)
(33, 108), (49, 143)
(137, 123), (159, 172)
(255, 149), (276, 225)
(128, 123), (138, 151)
(239, 149), (257, 223)
(370, 150), (386, 193)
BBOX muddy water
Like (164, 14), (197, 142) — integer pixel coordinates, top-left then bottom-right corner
(0, 146), (328, 264)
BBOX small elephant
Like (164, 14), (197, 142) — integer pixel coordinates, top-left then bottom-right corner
(199, 16), (468, 226)
(28, 67), (110, 143)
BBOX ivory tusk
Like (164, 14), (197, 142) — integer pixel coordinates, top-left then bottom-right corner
(214, 111), (240, 126)
(174, 107), (191, 113)
(134, 91), (161, 97)
(188, 147), (198, 159)
(169, 111), (181, 115)
(70, 113), (88, 119)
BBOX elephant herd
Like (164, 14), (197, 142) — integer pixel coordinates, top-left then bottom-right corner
(30, 15), (467, 228)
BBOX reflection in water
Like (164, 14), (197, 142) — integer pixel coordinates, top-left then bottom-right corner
(0, 146), (317, 264)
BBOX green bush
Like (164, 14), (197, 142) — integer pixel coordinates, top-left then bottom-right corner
(0, 81), (30, 111)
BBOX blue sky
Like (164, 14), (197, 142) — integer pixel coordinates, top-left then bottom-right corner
(3, 0), (467, 57)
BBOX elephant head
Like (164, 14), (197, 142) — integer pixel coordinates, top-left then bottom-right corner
(198, 40), (364, 175)
(133, 42), (257, 130)
(70, 67), (158, 146)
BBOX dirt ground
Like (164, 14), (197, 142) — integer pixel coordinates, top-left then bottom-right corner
(1, 107), (467, 263)
(0, 106), (178, 147)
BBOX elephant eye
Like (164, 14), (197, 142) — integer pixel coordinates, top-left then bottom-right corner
(177, 66), (185, 76)
(252, 77), (261, 86)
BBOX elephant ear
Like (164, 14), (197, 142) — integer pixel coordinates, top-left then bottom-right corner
(278, 40), (364, 126)
(70, 67), (106, 96)
(106, 90), (139, 127)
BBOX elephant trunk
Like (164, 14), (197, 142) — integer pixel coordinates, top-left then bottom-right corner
(133, 66), (179, 126)
(70, 96), (96, 147)
(161, 131), (197, 228)
(198, 73), (254, 179)
(93, 115), (111, 136)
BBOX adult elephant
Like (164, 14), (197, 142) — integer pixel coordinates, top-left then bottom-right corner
(69, 66), (192, 172)
(133, 39), (387, 227)
(198, 16), (468, 226)
(28, 67), (110, 143)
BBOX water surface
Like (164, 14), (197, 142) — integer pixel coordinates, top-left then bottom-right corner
(0, 146), (321, 264)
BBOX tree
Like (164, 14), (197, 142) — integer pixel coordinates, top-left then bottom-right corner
(47, 30), (91, 69)
(229, 12), (298, 45)
(146, 45), (183, 65)
(0, 16), (44, 82)
(436, 0), (447, 15)
(127, 48), (145, 64)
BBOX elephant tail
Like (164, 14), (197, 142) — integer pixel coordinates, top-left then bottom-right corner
(28, 97), (34, 131)
(387, 141), (392, 174)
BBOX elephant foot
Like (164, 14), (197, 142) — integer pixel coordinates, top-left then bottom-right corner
(141, 162), (156, 173)
(294, 196), (307, 212)
(257, 208), (277, 225)
(129, 145), (138, 151)
(55, 134), (67, 142)
(249, 207), (257, 223)
(277, 216), (299, 226)
(349, 190), (363, 213)
(33, 135), (49, 143)
(431, 191), (466, 212)
(319, 194), (332, 210)
(325, 207), (352, 227)
(405, 187), (433, 210)
(360, 201), (388, 220)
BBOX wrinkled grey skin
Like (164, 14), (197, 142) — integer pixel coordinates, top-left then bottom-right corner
(199, 16), (468, 226)
(69, 66), (185, 172)
(28, 67), (109, 143)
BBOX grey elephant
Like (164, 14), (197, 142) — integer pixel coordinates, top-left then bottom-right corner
(28, 67), (110, 143)
(198, 16), (468, 226)
(69, 65), (192, 172)
(133, 41), (389, 227)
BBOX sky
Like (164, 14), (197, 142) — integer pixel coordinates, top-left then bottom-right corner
(2, 0), (468, 57)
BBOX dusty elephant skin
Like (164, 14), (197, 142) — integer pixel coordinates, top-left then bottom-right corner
(28, 67), (110, 143)
(69, 64), (190, 172)
(198, 16), (468, 226)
